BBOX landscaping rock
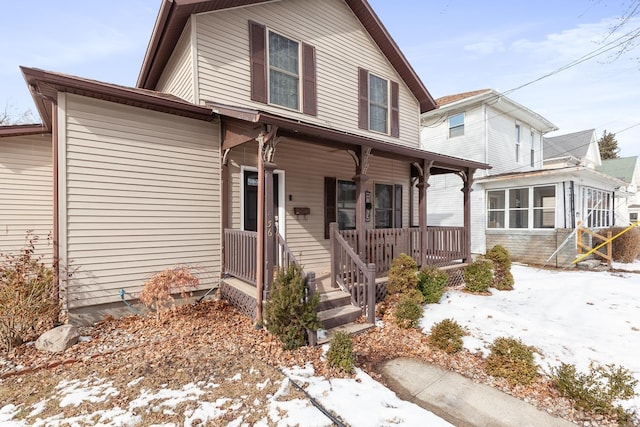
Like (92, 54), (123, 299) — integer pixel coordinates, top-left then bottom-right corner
(35, 325), (80, 353)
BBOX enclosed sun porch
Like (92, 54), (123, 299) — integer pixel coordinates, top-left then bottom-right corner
(214, 106), (488, 340)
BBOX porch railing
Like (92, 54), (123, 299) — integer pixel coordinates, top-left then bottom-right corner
(339, 226), (465, 273)
(330, 223), (376, 323)
(224, 229), (257, 285)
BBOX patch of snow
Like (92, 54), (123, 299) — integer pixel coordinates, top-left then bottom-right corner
(612, 260), (640, 271)
(55, 377), (119, 407)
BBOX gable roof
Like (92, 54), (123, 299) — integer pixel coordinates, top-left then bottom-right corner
(435, 89), (491, 107)
(21, 66), (214, 131)
(543, 129), (595, 161)
(423, 88), (557, 134)
(137, 0), (436, 112)
(596, 156), (638, 183)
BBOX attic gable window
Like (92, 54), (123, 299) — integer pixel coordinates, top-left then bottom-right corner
(358, 68), (399, 137)
(249, 21), (316, 115)
(269, 31), (300, 110)
(449, 113), (464, 138)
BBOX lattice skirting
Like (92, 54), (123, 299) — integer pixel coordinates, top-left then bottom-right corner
(220, 281), (256, 320)
(375, 281), (388, 303)
(442, 265), (466, 287)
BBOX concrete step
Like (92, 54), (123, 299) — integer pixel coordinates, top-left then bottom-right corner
(318, 289), (352, 311)
(317, 322), (375, 345)
(318, 304), (362, 330)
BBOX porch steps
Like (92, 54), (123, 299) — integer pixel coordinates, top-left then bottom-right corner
(318, 304), (363, 330)
(317, 321), (375, 345)
(318, 289), (352, 311)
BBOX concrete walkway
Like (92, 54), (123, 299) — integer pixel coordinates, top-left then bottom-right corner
(378, 358), (575, 427)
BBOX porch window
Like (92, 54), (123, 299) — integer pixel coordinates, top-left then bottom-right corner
(268, 31), (300, 110)
(509, 188), (528, 228)
(487, 190), (505, 228)
(584, 188), (612, 228)
(374, 183), (402, 228)
(533, 186), (555, 228)
(337, 180), (356, 230)
(487, 185), (556, 229)
(449, 113), (464, 138)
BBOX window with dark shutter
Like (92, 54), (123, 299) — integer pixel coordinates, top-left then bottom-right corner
(358, 68), (369, 130)
(249, 21), (267, 103)
(394, 184), (402, 228)
(324, 177), (337, 239)
(302, 43), (317, 116)
(390, 81), (400, 138)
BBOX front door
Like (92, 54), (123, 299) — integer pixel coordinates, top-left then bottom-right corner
(243, 170), (280, 232)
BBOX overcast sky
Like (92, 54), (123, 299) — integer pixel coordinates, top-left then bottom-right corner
(1, 0), (638, 157)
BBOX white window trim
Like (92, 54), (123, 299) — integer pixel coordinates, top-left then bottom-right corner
(515, 123), (522, 163)
(448, 112), (465, 138)
(368, 72), (390, 135)
(266, 28), (302, 112)
(487, 185), (557, 230)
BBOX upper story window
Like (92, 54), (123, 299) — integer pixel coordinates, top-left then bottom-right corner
(268, 31), (300, 110)
(369, 74), (389, 133)
(449, 113), (464, 138)
(530, 131), (535, 167)
(358, 68), (399, 137)
(515, 123), (521, 162)
(249, 21), (316, 115)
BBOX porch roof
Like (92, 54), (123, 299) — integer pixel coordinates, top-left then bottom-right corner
(137, 0), (437, 113)
(208, 101), (490, 174)
(475, 166), (626, 187)
(0, 123), (50, 138)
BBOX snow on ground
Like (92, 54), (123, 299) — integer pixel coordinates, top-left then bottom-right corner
(613, 260), (640, 271)
(420, 263), (640, 413)
(0, 365), (451, 427)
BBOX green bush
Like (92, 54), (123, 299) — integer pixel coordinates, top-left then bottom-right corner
(0, 232), (59, 352)
(265, 265), (321, 350)
(463, 260), (493, 293)
(394, 289), (424, 329)
(485, 245), (514, 291)
(417, 266), (448, 303)
(428, 318), (465, 354)
(597, 227), (640, 263)
(551, 362), (638, 419)
(326, 331), (355, 374)
(486, 337), (538, 386)
(387, 253), (418, 295)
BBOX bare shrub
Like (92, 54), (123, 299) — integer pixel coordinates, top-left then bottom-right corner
(139, 266), (200, 318)
(0, 232), (59, 352)
(597, 227), (640, 263)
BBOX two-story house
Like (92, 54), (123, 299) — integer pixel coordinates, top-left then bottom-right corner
(421, 89), (624, 267)
(2, 0), (487, 329)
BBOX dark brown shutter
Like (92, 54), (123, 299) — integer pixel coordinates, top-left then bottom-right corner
(249, 20), (267, 103)
(394, 184), (402, 228)
(390, 80), (400, 138)
(358, 68), (369, 130)
(302, 43), (317, 116)
(324, 177), (337, 239)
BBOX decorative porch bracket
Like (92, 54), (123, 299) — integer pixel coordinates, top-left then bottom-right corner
(255, 125), (278, 324)
(457, 167), (475, 263)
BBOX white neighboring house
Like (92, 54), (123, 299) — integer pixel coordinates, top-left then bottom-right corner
(596, 156), (640, 225)
(421, 90), (625, 267)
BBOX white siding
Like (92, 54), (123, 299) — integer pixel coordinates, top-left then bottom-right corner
(226, 140), (412, 272)
(0, 134), (53, 258)
(195, 0), (421, 147)
(60, 94), (220, 309)
(156, 19), (195, 102)
(421, 105), (485, 164)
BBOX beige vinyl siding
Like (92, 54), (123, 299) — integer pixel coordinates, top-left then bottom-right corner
(156, 19), (195, 102)
(0, 134), (53, 259)
(61, 94), (220, 309)
(195, 0), (420, 147)
(226, 140), (411, 272)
